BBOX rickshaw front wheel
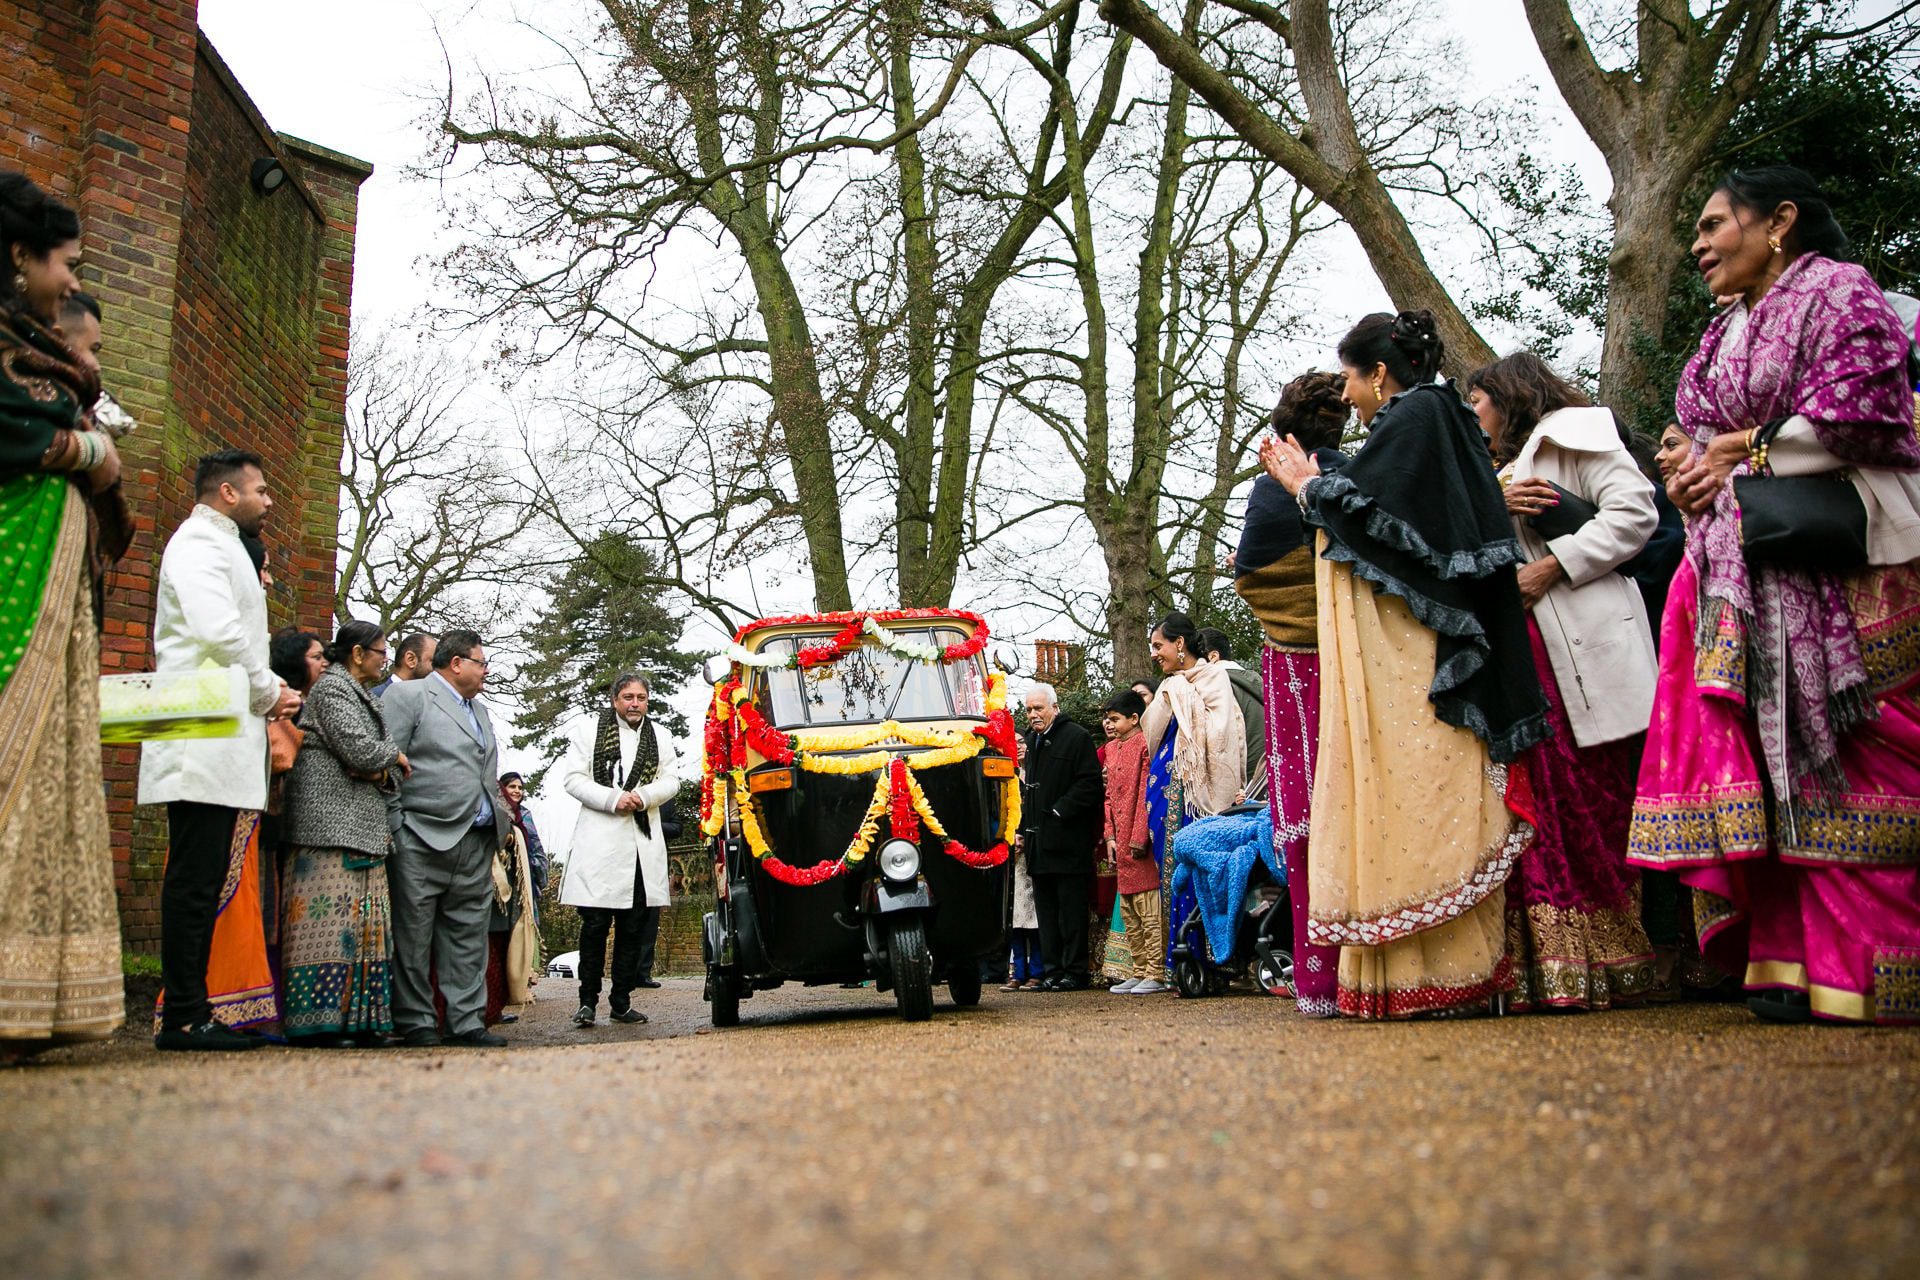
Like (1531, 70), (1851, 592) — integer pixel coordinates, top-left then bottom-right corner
(888, 917), (935, 1023)
(946, 960), (982, 1008)
(708, 966), (741, 1028)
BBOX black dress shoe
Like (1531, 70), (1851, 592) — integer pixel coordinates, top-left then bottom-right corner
(1051, 976), (1089, 992)
(609, 1007), (649, 1024)
(397, 1028), (442, 1048)
(497, 1013), (520, 1024)
(155, 1021), (264, 1052)
(636, 978), (663, 989)
(572, 1004), (596, 1027)
(1748, 990), (1815, 1024)
(446, 1028), (508, 1047)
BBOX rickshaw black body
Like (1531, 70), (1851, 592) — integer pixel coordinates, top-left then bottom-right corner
(701, 619), (1011, 1025)
(706, 756), (1006, 982)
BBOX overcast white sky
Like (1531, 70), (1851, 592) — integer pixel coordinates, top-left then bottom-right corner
(195, 0), (1611, 851)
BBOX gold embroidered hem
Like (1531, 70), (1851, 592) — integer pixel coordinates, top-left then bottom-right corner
(0, 493), (124, 1043)
(1743, 958), (1904, 1024)
(1504, 901), (1656, 1011)
(1846, 563), (1920, 697)
(1692, 604), (1747, 695)
(1627, 788), (1769, 868)
(1777, 790), (1920, 866)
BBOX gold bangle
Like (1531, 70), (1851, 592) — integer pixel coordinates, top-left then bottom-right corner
(1745, 427), (1758, 454)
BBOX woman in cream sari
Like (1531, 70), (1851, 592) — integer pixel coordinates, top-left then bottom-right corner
(1141, 612), (1247, 979)
(1264, 311), (1549, 1019)
(0, 173), (129, 1058)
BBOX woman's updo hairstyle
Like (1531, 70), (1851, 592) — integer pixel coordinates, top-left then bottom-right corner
(0, 171), (82, 307)
(1269, 370), (1350, 452)
(326, 619), (385, 668)
(1337, 309), (1445, 388)
(1150, 610), (1201, 659)
(1717, 165), (1848, 260)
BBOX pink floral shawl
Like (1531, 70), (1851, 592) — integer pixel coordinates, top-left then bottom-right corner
(1674, 253), (1916, 806)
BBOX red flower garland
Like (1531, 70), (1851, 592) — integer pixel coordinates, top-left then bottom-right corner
(730, 607), (990, 666)
(942, 839), (1011, 868)
(702, 607), (1008, 885)
(972, 708), (1017, 761)
(888, 757), (918, 842)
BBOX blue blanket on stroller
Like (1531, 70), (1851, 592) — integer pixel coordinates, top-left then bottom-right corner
(1170, 808), (1284, 964)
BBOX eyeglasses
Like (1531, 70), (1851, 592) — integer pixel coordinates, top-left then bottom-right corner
(453, 653), (490, 671)
(367, 646), (390, 658)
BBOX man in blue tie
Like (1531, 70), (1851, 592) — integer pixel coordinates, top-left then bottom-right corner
(381, 628), (514, 1047)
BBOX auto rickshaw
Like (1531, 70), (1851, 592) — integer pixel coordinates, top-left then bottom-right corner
(697, 609), (1019, 1025)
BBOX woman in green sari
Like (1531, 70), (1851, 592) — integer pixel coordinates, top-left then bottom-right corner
(0, 172), (129, 1060)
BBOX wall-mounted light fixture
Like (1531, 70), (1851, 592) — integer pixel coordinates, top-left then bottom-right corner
(249, 157), (288, 196)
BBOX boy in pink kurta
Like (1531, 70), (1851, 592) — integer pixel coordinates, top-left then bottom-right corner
(1102, 690), (1166, 992)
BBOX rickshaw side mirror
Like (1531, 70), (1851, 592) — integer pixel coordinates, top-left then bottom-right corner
(702, 654), (732, 686)
(991, 646), (1019, 675)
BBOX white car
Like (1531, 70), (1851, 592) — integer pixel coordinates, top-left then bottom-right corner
(546, 950), (579, 979)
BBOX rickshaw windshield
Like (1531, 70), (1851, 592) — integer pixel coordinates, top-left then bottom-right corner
(752, 626), (985, 729)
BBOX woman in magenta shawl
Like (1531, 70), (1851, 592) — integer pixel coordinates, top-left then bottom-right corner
(1628, 166), (1920, 1025)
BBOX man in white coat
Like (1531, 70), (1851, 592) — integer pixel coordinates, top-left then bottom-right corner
(137, 450), (301, 1051)
(559, 672), (678, 1027)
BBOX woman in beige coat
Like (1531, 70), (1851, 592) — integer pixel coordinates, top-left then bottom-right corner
(1468, 352), (1660, 1011)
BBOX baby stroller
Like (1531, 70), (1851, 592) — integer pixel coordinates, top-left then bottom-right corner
(1166, 762), (1295, 999)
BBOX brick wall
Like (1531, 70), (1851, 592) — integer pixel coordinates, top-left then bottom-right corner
(1, 2), (369, 949)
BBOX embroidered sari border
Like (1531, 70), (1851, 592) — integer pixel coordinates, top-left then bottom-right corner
(1627, 789), (1769, 867)
(1307, 818), (1528, 948)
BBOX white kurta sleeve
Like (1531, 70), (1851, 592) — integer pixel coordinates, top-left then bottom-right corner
(171, 540), (280, 715)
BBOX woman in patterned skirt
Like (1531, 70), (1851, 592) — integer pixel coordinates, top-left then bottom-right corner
(1233, 371), (1351, 1016)
(1630, 167), (1920, 1024)
(279, 620), (408, 1045)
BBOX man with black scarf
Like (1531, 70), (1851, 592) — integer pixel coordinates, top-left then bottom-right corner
(1020, 684), (1105, 991)
(558, 673), (680, 1026)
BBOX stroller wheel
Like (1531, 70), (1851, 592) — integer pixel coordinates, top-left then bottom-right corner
(1172, 954), (1208, 999)
(1255, 949), (1295, 998)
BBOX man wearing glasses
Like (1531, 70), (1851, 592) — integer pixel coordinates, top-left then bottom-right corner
(381, 628), (514, 1047)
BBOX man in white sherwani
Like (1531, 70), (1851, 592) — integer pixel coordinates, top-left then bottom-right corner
(138, 450), (301, 1051)
(559, 672), (678, 1026)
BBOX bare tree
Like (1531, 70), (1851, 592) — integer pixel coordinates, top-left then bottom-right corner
(432, 0), (1084, 612)
(1098, 0), (1498, 371)
(335, 327), (542, 637)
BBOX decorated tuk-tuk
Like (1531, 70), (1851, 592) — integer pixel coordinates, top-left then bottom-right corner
(697, 609), (1019, 1025)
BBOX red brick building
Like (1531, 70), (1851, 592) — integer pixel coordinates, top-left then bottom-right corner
(2, 0), (370, 948)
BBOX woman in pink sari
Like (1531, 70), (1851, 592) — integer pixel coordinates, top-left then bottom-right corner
(1629, 166), (1920, 1025)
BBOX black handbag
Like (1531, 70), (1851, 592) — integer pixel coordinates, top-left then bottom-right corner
(1526, 481), (1600, 541)
(1731, 417), (1869, 573)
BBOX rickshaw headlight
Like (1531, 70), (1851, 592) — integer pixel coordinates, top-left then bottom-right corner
(878, 838), (920, 883)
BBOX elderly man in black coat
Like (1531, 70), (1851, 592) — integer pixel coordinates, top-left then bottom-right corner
(1019, 683), (1105, 991)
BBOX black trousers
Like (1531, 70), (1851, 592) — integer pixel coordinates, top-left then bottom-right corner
(634, 906), (663, 980)
(1031, 870), (1090, 982)
(161, 801), (240, 1030)
(576, 906), (644, 1012)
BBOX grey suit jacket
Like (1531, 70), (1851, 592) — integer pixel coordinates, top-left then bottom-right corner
(383, 673), (511, 853)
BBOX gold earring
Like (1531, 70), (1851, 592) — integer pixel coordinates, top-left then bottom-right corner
(1371, 378), (1384, 405)
(1768, 236), (1782, 254)
(9, 271), (23, 295)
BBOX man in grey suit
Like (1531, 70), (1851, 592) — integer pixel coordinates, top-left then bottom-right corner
(382, 628), (513, 1047)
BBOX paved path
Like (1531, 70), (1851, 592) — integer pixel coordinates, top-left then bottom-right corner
(4, 979), (1918, 1279)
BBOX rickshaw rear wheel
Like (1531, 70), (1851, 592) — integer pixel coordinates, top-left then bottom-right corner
(889, 917), (935, 1022)
(709, 967), (741, 1028)
(946, 960), (982, 1008)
